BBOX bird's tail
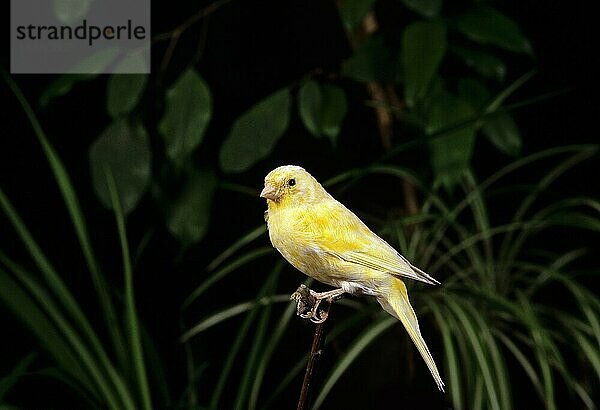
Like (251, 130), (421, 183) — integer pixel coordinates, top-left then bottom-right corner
(377, 278), (445, 392)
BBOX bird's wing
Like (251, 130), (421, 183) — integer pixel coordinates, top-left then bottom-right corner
(312, 200), (439, 285)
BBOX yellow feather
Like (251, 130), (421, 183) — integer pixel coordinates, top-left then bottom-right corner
(377, 279), (445, 392)
(262, 165), (444, 391)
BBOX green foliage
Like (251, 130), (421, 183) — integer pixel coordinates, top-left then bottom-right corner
(400, 0), (442, 18)
(166, 168), (217, 244)
(89, 119), (152, 214)
(219, 87), (291, 173)
(158, 68), (212, 166)
(449, 6), (533, 55)
(1, 0), (598, 409)
(53, 0), (92, 25)
(298, 80), (347, 144)
(341, 34), (398, 82)
(426, 88), (475, 187)
(1, 74), (149, 408)
(402, 20), (447, 108)
(106, 53), (148, 118)
(339, 0), (376, 30)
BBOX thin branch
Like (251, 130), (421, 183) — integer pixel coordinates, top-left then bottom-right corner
(291, 284), (341, 410)
(152, 0), (234, 43)
(297, 313), (330, 410)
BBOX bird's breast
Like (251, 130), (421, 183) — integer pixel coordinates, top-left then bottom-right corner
(266, 206), (335, 283)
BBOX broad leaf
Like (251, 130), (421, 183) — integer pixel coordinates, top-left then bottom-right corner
(400, 0), (442, 18)
(54, 0), (92, 25)
(89, 119), (151, 214)
(482, 111), (521, 156)
(457, 77), (490, 111)
(451, 46), (507, 82)
(219, 88), (291, 173)
(340, 0), (377, 30)
(457, 79), (522, 156)
(426, 90), (476, 187)
(298, 81), (347, 144)
(159, 68), (212, 165)
(402, 20), (447, 108)
(166, 168), (217, 243)
(341, 34), (397, 82)
(106, 53), (148, 118)
(40, 48), (120, 107)
(450, 6), (532, 55)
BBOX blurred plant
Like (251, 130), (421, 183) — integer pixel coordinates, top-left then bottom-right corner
(182, 145), (600, 409)
(2, 0), (599, 408)
(1, 73), (152, 409)
(36, 0), (537, 245)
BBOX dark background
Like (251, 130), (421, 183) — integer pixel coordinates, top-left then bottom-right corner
(1, 0), (599, 408)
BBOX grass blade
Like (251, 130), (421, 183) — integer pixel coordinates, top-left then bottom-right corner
(249, 301), (297, 410)
(494, 330), (544, 400)
(207, 225), (267, 271)
(0, 191), (135, 409)
(0, 265), (120, 407)
(312, 316), (395, 409)
(105, 168), (151, 410)
(183, 247), (273, 309)
(517, 293), (556, 410)
(0, 353), (36, 401)
(444, 298), (500, 410)
(180, 295), (290, 342)
(209, 262), (283, 408)
(428, 300), (462, 409)
(1, 70), (125, 365)
(234, 270), (280, 409)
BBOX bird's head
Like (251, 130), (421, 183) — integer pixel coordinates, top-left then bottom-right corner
(260, 165), (326, 208)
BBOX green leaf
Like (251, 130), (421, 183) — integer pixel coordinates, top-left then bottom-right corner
(400, 0), (442, 18)
(457, 77), (521, 157)
(341, 34), (398, 82)
(159, 68), (212, 165)
(298, 80), (321, 135)
(40, 48), (121, 107)
(106, 53), (148, 118)
(451, 46), (507, 82)
(298, 80), (347, 144)
(402, 20), (447, 108)
(340, 0), (376, 30)
(219, 87), (291, 173)
(105, 169), (151, 410)
(89, 119), (151, 214)
(482, 111), (522, 156)
(54, 0), (92, 25)
(40, 74), (94, 107)
(166, 168), (218, 243)
(426, 90), (476, 187)
(70, 48), (122, 74)
(450, 6), (533, 55)
(457, 77), (491, 111)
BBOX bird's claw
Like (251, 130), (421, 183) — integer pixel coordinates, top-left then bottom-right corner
(291, 284), (343, 324)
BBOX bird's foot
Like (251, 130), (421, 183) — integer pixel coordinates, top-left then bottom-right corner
(291, 285), (344, 324)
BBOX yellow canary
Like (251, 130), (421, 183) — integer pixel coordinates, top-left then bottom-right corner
(260, 165), (444, 391)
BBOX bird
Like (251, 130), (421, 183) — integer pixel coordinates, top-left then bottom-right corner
(260, 165), (445, 392)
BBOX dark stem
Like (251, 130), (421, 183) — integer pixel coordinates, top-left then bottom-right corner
(297, 302), (331, 410)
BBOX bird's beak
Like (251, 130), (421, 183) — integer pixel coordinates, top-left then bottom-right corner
(260, 183), (279, 201)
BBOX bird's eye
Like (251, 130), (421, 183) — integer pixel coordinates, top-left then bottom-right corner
(288, 178), (296, 187)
